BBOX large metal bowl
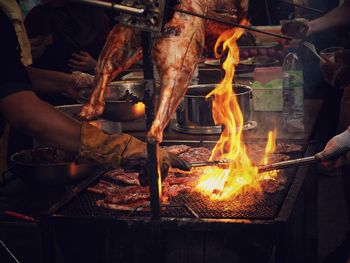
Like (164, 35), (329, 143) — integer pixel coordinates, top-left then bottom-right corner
(10, 148), (99, 186)
(78, 81), (145, 122)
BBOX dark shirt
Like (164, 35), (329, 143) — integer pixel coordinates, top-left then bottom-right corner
(25, 3), (109, 73)
(0, 10), (31, 99)
(0, 10), (31, 136)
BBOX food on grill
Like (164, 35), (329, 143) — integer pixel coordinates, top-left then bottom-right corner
(96, 200), (150, 212)
(88, 142), (303, 212)
(162, 144), (191, 156)
(103, 169), (140, 186)
(178, 147), (212, 163)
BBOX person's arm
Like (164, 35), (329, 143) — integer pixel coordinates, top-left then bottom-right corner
(26, 67), (94, 96)
(308, 0), (350, 35)
(26, 66), (74, 94)
(0, 90), (81, 152)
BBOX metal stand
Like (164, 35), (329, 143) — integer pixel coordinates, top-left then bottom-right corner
(142, 31), (161, 220)
(142, 31), (163, 263)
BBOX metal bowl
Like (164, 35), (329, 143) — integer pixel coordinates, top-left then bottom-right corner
(10, 148), (98, 186)
(78, 81), (145, 122)
(175, 84), (252, 134)
(55, 104), (122, 134)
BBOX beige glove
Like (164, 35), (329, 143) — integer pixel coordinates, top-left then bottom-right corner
(78, 123), (190, 185)
(315, 127), (350, 168)
(71, 71), (94, 88)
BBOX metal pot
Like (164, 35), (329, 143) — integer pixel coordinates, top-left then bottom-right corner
(78, 81), (145, 122)
(10, 148), (98, 186)
(175, 84), (252, 134)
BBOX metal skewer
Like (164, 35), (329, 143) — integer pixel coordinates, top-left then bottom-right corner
(172, 7), (294, 41)
(257, 156), (317, 173)
(71, 0), (145, 15)
(72, 0), (294, 40)
(277, 0), (326, 14)
(190, 155), (318, 173)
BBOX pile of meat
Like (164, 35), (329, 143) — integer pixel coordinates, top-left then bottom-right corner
(88, 143), (302, 212)
(88, 145), (211, 211)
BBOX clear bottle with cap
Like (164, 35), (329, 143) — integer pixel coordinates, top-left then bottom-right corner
(282, 48), (305, 132)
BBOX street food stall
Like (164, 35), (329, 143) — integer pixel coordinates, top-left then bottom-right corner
(1, 0), (346, 262)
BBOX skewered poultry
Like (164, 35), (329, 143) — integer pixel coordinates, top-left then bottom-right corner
(80, 0), (248, 143)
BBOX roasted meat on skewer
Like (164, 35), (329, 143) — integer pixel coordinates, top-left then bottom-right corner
(79, 26), (142, 119)
(80, 0), (248, 141)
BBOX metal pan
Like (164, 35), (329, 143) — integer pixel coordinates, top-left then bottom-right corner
(9, 148), (99, 186)
(78, 81), (145, 122)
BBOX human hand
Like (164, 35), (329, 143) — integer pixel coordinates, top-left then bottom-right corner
(137, 152), (191, 186)
(281, 18), (309, 39)
(64, 71), (94, 98)
(315, 128), (350, 168)
(68, 51), (97, 73)
(78, 123), (190, 187)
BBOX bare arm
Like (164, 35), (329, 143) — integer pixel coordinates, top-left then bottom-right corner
(0, 91), (81, 152)
(26, 66), (74, 94)
(308, 0), (350, 35)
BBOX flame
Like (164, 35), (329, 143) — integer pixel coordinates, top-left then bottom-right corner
(132, 102), (145, 115)
(260, 130), (278, 180)
(195, 19), (277, 200)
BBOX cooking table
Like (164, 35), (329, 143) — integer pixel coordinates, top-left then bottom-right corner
(0, 99), (322, 263)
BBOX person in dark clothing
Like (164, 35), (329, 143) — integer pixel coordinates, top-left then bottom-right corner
(0, 3), (185, 193)
(24, 0), (110, 74)
(283, 1), (350, 262)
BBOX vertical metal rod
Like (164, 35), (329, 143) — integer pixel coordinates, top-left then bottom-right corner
(142, 31), (163, 263)
(141, 31), (161, 220)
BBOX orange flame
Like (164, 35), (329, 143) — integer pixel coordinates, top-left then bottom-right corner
(260, 130), (278, 180)
(195, 19), (277, 200)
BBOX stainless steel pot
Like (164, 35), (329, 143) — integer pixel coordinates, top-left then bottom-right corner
(10, 148), (98, 186)
(78, 80), (145, 122)
(175, 84), (252, 134)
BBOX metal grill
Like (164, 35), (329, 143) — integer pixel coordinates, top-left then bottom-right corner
(55, 141), (303, 220)
(59, 169), (295, 220)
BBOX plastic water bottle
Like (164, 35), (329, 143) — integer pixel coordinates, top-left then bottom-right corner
(282, 48), (305, 132)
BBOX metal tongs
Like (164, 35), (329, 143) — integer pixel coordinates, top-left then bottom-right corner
(190, 155), (318, 173)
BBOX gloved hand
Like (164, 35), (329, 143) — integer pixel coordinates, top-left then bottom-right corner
(315, 127), (350, 168)
(281, 18), (309, 39)
(78, 123), (190, 185)
(71, 71), (94, 89)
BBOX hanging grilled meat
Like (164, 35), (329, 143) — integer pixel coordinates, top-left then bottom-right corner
(79, 25), (142, 119)
(80, 0), (248, 141)
(147, 0), (249, 143)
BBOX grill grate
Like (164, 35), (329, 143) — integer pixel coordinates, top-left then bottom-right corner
(59, 169), (294, 220)
(57, 142), (303, 220)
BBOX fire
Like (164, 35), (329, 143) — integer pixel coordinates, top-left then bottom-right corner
(195, 20), (277, 200)
(260, 130), (278, 180)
